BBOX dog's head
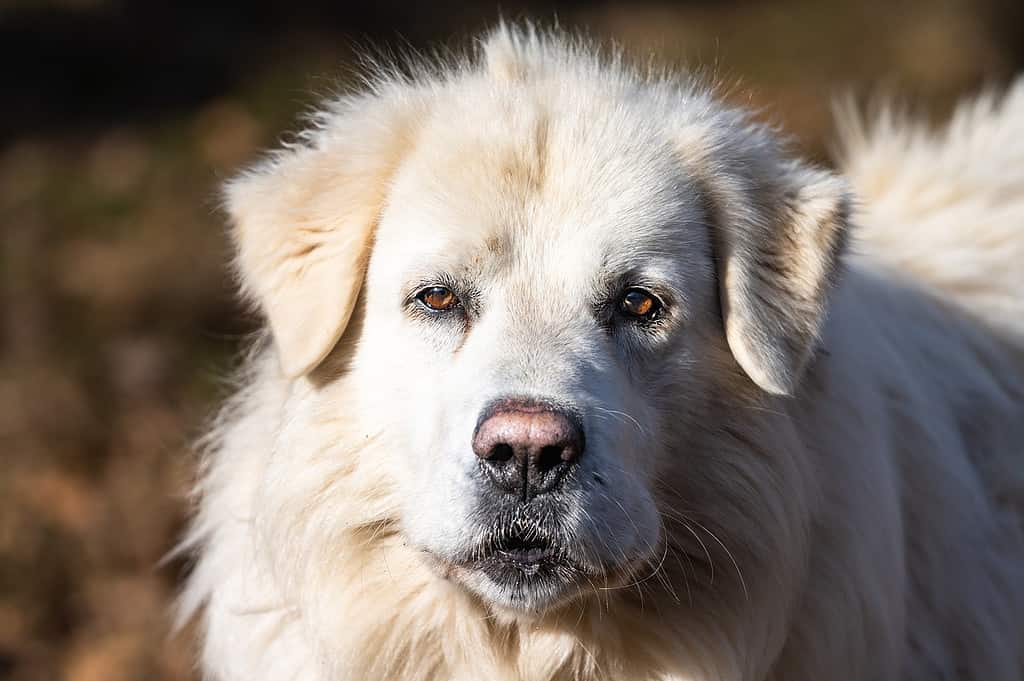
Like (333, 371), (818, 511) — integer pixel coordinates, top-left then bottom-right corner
(227, 28), (847, 617)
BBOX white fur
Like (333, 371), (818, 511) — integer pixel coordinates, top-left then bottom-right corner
(837, 78), (1024, 346)
(178, 26), (1024, 681)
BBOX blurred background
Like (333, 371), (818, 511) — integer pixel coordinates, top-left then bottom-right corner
(1, 1), (1022, 679)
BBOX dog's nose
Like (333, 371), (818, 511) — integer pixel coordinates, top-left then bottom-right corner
(472, 399), (585, 500)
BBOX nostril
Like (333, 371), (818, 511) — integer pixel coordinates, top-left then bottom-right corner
(487, 443), (515, 463)
(537, 445), (566, 473)
(472, 398), (585, 499)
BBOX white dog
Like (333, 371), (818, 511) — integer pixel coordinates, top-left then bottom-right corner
(178, 25), (1024, 681)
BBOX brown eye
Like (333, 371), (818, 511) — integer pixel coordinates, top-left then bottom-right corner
(619, 288), (662, 320)
(417, 286), (459, 311)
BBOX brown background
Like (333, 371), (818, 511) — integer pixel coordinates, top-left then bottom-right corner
(2, 1), (1022, 679)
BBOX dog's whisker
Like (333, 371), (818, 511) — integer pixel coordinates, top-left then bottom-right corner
(591, 406), (648, 437)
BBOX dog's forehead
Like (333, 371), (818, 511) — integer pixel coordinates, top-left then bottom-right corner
(377, 91), (705, 282)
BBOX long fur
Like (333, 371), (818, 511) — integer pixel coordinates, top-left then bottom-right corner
(837, 78), (1024, 346)
(178, 26), (1024, 681)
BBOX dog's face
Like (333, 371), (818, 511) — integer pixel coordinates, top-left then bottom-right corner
(226, 33), (848, 618)
(351, 102), (719, 610)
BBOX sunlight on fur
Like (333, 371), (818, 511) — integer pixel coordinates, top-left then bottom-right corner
(177, 24), (1024, 681)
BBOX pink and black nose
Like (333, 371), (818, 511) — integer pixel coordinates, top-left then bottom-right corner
(472, 398), (585, 501)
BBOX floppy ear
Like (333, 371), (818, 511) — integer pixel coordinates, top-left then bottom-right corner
(224, 95), (422, 377)
(711, 163), (851, 396)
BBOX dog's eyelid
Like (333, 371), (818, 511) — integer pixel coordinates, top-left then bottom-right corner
(619, 287), (664, 320)
(617, 278), (674, 308)
(404, 273), (458, 300)
(417, 286), (460, 312)
(403, 275), (481, 320)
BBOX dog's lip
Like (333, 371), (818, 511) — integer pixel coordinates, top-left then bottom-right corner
(489, 530), (553, 556)
(484, 541), (561, 573)
(419, 524), (592, 586)
(494, 546), (556, 564)
(432, 528), (571, 571)
(466, 528), (583, 576)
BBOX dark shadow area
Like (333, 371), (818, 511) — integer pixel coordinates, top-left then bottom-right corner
(1, 1), (605, 141)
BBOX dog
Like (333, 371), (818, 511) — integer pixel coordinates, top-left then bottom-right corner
(178, 25), (1024, 681)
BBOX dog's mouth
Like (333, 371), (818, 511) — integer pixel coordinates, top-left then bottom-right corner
(466, 526), (586, 599)
(483, 531), (560, 574)
(425, 516), (599, 611)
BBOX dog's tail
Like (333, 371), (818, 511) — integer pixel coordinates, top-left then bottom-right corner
(835, 77), (1024, 346)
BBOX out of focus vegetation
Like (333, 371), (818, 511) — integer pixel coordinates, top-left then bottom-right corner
(1, 1), (1021, 679)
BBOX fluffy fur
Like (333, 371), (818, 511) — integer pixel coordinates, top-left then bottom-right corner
(178, 26), (1024, 681)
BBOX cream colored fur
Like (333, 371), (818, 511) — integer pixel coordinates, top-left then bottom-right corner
(837, 79), (1024, 346)
(178, 26), (1024, 681)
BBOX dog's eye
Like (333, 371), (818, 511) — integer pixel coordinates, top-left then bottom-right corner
(619, 288), (662, 320)
(417, 286), (459, 312)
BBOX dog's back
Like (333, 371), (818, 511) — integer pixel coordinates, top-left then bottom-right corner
(840, 78), (1024, 509)
(776, 265), (1024, 679)
(773, 82), (1024, 679)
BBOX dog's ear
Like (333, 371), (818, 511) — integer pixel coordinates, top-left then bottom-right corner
(710, 162), (851, 396)
(224, 95), (422, 377)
